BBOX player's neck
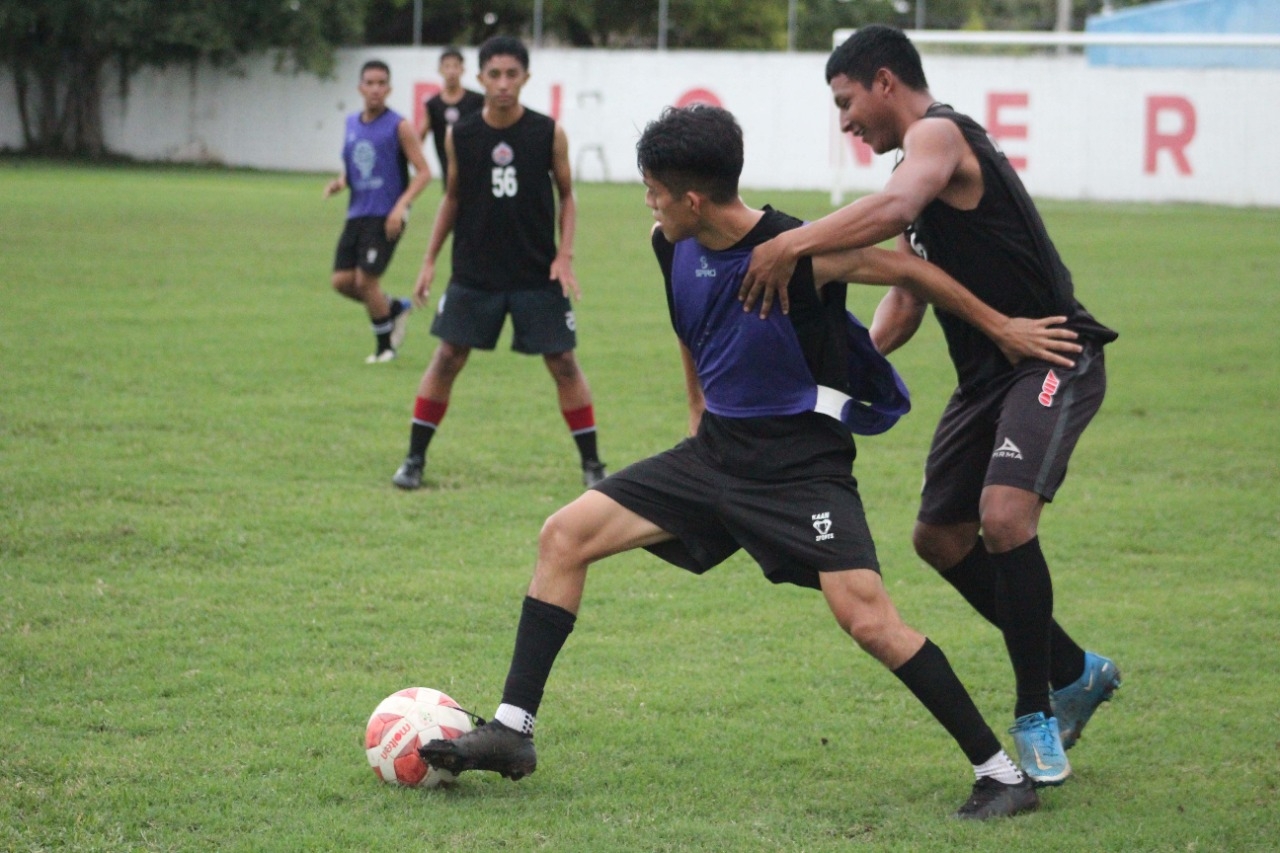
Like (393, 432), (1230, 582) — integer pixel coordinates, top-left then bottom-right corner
(482, 102), (524, 129)
(440, 83), (466, 102)
(695, 200), (763, 251)
(361, 104), (389, 123)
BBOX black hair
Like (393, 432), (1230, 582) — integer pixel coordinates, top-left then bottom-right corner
(439, 46), (464, 64)
(360, 59), (390, 80)
(636, 106), (743, 204)
(825, 25), (928, 90)
(478, 35), (529, 71)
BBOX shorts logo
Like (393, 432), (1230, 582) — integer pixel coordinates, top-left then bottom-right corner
(695, 256), (717, 278)
(1038, 370), (1060, 407)
(993, 438), (1023, 460)
(565, 310), (576, 332)
(812, 511), (834, 541)
(436, 293), (447, 315)
(492, 142), (514, 167)
(366, 248), (379, 264)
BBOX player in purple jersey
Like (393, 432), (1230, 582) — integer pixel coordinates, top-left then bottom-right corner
(418, 105), (1080, 820)
(741, 26), (1122, 787)
(324, 60), (432, 364)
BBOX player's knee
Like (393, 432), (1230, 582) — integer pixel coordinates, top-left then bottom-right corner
(912, 524), (954, 571)
(544, 352), (582, 384)
(979, 506), (1036, 552)
(537, 509), (590, 568)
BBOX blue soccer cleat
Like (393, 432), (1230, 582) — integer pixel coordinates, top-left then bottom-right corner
(1051, 651), (1121, 749)
(1009, 711), (1071, 787)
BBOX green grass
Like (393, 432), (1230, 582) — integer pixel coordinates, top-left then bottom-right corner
(1, 160), (1278, 852)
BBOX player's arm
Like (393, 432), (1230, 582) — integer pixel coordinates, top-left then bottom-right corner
(812, 242), (1080, 367)
(323, 169), (346, 198)
(741, 117), (965, 317)
(549, 122), (580, 299)
(386, 119), (433, 240)
(414, 128), (459, 306)
(419, 107), (432, 143)
(678, 342), (706, 437)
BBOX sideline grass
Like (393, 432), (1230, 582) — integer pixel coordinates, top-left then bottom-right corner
(1, 161), (1278, 851)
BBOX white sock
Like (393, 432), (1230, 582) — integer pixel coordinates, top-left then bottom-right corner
(494, 703), (536, 736)
(974, 750), (1025, 785)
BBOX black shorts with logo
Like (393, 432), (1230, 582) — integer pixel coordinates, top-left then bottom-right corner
(333, 215), (400, 276)
(918, 341), (1108, 525)
(594, 437), (880, 590)
(430, 281), (576, 354)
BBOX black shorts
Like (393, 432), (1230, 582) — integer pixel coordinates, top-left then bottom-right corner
(594, 438), (880, 590)
(430, 281), (576, 354)
(918, 341), (1108, 525)
(333, 215), (400, 276)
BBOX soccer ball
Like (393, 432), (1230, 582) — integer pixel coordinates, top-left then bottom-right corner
(364, 687), (473, 787)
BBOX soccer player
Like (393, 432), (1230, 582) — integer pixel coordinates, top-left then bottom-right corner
(419, 105), (1084, 819)
(391, 36), (605, 490)
(325, 59), (432, 364)
(420, 47), (485, 182)
(740, 26), (1122, 786)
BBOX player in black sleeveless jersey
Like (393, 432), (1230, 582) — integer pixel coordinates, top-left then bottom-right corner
(391, 36), (606, 490)
(420, 47), (484, 183)
(741, 26), (1121, 788)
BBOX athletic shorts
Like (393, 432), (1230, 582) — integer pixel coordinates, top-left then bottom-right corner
(918, 341), (1108, 525)
(594, 438), (880, 590)
(430, 281), (576, 354)
(333, 215), (400, 276)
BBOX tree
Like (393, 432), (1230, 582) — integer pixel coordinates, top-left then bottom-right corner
(0, 0), (369, 157)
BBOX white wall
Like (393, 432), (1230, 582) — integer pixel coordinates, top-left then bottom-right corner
(3, 47), (1277, 206)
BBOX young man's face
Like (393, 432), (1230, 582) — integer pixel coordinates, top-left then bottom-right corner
(643, 173), (698, 243)
(830, 72), (896, 154)
(477, 55), (529, 109)
(439, 56), (464, 87)
(358, 68), (391, 112)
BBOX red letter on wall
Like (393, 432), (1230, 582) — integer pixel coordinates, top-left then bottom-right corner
(413, 83), (440, 134)
(1145, 96), (1196, 175)
(986, 92), (1029, 171)
(845, 133), (874, 166)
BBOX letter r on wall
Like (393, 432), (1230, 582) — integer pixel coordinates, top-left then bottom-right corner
(1145, 96), (1196, 175)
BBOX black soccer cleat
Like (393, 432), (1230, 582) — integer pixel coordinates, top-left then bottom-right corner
(419, 720), (538, 781)
(392, 456), (424, 490)
(953, 776), (1040, 820)
(582, 460), (608, 488)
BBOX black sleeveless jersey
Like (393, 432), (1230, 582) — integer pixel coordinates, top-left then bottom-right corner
(450, 108), (558, 292)
(425, 89), (484, 176)
(904, 103), (1116, 394)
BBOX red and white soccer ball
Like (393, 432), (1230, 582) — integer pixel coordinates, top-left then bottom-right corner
(364, 687), (473, 788)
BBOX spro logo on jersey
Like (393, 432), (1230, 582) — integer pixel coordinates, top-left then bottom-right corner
(491, 142), (514, 166)
(993, 438), (1023, 460)
(812, 512), (834, 541)
(695, 256), (717, 278)
(1039, 370), (1060, 407)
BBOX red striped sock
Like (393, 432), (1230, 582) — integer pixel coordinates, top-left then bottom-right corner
(561, 404), (595, 435)
(413, 397), (448, 428)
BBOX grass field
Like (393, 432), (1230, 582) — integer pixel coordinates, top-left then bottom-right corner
(1, 160), (1278, 852)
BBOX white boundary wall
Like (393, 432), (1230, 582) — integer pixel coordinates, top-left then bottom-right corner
(2, 46), (1277, 206)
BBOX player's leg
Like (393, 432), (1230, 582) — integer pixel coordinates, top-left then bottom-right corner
(391, 340), (471, 489)
(509, 288), (606, 486)
(819, 568), (1037, 819)
(353, 218), (410, 362)
(419, 491), (674, 778)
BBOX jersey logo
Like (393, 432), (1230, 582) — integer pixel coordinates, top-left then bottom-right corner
(491, 141), (514, 167)
(1038, 370), (1060, 407)
(905, 226), (928, 261)
(812, 512), (834, 541)
(695, 256), (717, 278)
(993, 438), (1023, 460)
(444, 106), (461, 124)
(352, 140), (377, 180)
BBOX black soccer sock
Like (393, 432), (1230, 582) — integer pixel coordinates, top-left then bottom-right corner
(943, 538), (1087, 692)
(573, 430), (600, 466)
(561, 405), (600, 465)
(371, 313), (393, 352)
(892, 638), (1004, 766)
(408, 422), (437, 460)
(501, 596), (577, 717)
(408, 398), (448, 460)
(990, 537), (1055, 719)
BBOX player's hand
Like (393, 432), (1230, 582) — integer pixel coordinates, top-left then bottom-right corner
(740, 234), (796, 318)
(551, 255), (580, 300)
(323, 178), (344, 198)
(413, 259), (435, 307)
(995, 316), (1081, 367)
(385, 208), (407, 240)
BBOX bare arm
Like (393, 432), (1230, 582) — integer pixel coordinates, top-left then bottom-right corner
(741, 117), (967, 316)
(413, 128), (458, 305)
(419, 109), (432, 144)
(549, 122), (580, 299)
(323, 170), (346, 198)
(385, 119), (433, 240)
(679, 342), (705, 437)
(812, 242), (1080, 367)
